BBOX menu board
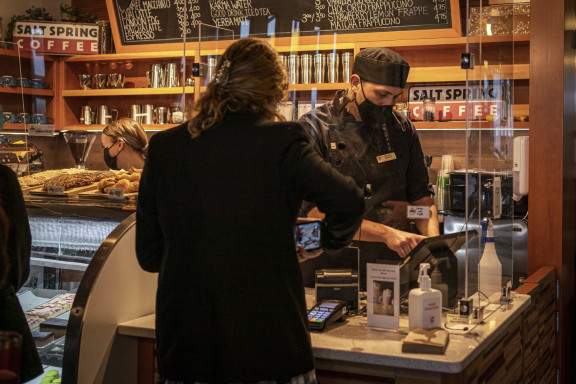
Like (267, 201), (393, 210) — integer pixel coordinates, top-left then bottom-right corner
(110, 0), (458, 46)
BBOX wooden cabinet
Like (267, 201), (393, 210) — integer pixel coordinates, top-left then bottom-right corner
(59, 51), (195, 131)
(0, 48), (59, 131)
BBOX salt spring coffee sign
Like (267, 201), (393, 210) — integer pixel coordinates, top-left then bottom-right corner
(106, 0), (460, 52)
(408, 84), (504, 121)
(13, 21), (99, 55)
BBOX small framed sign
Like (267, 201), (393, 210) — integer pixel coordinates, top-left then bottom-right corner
(108, 188), (125, 200)
(367, 263), (400, 329)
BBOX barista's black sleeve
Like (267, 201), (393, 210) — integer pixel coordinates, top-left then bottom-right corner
(283, 124), (364, 249)
(0, 164), (31, 290)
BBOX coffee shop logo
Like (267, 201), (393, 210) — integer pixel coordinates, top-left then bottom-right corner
(408, 83), (504, 121)
(13, 21), (99, 55)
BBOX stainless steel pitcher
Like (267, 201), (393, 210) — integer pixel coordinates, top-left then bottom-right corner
(142, 104), (155, 124)
(156, 106), (169, 124)
(147, 64), (166, 88)
(130, 104), (147, 124)
(97, 105), (119, 125)
(166, 63), (180, 88)
(80, 106), (95, 125)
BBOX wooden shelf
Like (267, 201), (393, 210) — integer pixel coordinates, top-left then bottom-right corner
(64, 51), (196, 62)
(63, 124), (180, 131)
(0, 48), (57, 61)
(288, 83), (348, 91)
(357, 34), (530, 50)
(62, 87), (194, 97)
(408, 64), (529, 83)
(413, 121), (529, 130)
(0, 87), (54, 97)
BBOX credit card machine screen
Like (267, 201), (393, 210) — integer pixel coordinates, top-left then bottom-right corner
(307, 300), (347, 331)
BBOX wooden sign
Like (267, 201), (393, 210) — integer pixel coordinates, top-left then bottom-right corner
(13, 21), (99, 55)
(106, 0), (461, 53)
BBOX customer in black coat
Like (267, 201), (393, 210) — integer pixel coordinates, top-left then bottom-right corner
(136, 38), (365, 384)
(0, 164), (43, 382)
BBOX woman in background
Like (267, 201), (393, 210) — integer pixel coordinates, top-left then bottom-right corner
(136, 38), (364, 384)
(101, 118), (148, 170)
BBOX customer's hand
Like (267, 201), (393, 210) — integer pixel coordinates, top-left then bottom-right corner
(296, 244), (323, 263)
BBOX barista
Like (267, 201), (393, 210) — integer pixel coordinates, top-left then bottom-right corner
(101, 118), (148, 170)
(299, 48), (439, 261)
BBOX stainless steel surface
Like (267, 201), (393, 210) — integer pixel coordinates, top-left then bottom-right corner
(80, 106), (95, 125)
(166, 63), (180, 88)
(79, 74), (92, 90)
(156, 107), (169, 124)
(62, 214), (157, 383)
(327, 53), (339, 83)
(207, 57), (218, 84)
(300, 54), (312, 84)
(314, 53), (326, 84)
(130, 105), (146, 124)
(342, 52), (352, 82)
(147, 64), (166, 88)
(289, 54), (300, 84)
(108, 73), (124, 89)
(142, 104), (155, 124)
(94, 74), (108, 89)
(96, 105), (118, 125)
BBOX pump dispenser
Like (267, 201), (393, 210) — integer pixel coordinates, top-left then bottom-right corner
(430, 257), (450, 308)
(478, 218), (502, 302)
(408, 263), (442, 330)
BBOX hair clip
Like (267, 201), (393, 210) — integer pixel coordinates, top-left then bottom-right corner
(214, 60), (231, 95)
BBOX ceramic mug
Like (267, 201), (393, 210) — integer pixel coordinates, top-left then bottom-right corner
(32, 114), (54, 124)
(16, 113), (33, 124)
(31, 79), (48, 89)
(0, 76), (18, 87)
(18, 78), (33, 88)
(2, 112), (16, 123)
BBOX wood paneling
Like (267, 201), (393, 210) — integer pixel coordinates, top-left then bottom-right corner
(529, 0), (575, 382)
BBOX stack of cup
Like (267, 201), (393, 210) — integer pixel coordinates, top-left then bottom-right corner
(435, 154), (454, 213)
(314, 53), (326, 84)
(327, 53), (340, 83)
(288, 54), (300, 84)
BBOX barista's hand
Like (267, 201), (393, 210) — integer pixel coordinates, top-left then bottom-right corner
(296, 244), (323, 263)
(383, 227), (426, 258)
(381, 201), (410, 230)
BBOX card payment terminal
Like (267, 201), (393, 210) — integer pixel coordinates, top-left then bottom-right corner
(307, 300), (348, 331)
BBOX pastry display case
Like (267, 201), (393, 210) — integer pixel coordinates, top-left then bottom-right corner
(19, 200), (157, 384)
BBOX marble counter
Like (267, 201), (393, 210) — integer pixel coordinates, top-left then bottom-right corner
(117, 293), (530, 374)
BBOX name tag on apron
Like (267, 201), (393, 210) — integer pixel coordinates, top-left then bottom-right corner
(377, 153), (397, 163)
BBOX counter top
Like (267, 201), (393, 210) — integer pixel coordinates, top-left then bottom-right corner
(117, 292), (531, 374)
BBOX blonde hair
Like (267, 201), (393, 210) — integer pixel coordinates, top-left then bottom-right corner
(103, 118), (148, 157)
(188, 38), (288, 138)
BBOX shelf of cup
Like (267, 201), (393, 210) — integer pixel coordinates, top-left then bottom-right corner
(62, 124), (181, 131)
(0, 87), (54, 96)
(288, 83), (349, 91)
(62, 87), (195, 97)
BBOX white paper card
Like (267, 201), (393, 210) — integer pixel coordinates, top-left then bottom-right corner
(406, 205), (430, 219)
(367, 262), (400, 329)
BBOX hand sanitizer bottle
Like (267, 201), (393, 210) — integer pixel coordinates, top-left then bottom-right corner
(478, 218), (502, 302)
(409, 263), (442, 330)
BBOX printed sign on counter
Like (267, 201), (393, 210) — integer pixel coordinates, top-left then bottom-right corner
(13, 21), (99, 55)
(367, 262), (400, 329)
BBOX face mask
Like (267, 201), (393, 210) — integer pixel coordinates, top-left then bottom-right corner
(356, 81), (394, 127)
(103, 145), (119, 170)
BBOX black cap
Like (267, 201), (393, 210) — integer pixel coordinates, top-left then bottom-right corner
(352, 48), (410, 88)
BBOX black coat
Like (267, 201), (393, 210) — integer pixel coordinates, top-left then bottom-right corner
(136, 113), (364, 383)
(0, 164), (43, 382)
